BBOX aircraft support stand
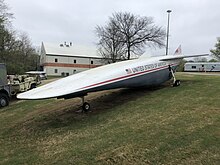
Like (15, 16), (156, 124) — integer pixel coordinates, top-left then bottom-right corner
(169, 65), (180, 87)
(81, 96), (91, 112)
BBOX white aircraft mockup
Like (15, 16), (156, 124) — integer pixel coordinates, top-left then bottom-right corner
(17, 49), (208, 111)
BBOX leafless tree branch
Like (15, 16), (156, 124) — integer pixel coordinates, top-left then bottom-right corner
(96, 12), (166, 62)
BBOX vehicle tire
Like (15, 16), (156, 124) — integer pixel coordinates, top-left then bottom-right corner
(30, 84), (36, 89)
(82, 102), (90, 112)
(173, 80), (180, 87)
(0, 93), (9, 108)
(176, 80), (180, 86)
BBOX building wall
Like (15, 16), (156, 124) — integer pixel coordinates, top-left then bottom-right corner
(45, 66), (88, 76)
(40, 43), (46, 66)
(43, 54), (103, 76)
(40, 42), (106, 76)
(184, 63), (220, 72)
(46, 55), (101, 65)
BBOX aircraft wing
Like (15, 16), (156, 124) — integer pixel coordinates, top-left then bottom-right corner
(17, 73), (89, 99)
(159, 54), (209, 61)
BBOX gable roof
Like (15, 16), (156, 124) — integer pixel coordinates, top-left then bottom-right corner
(42, 42), (102, 58)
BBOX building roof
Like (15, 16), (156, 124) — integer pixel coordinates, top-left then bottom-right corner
(42, 42), (102, 58)
(185, 62), (220, 65)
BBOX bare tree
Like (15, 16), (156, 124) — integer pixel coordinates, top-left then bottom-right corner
(96, 21), (126, 63)
(96, 12), (166, 62)
(0, 0), (13, 23)
(112, 12), (166, 59)
(0, 0), (38, 74)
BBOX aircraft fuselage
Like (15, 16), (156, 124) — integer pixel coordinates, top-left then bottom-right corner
(60, 57), (180, 99)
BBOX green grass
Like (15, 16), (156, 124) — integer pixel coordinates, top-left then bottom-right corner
(0, 73), (220, 164)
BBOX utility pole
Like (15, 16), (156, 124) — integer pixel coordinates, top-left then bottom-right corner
(166, 10), (172, 55)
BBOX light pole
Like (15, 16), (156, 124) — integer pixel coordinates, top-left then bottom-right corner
(166, 10), (172, 55)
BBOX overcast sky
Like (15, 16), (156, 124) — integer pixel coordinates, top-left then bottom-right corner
(6, 0), (220, 56)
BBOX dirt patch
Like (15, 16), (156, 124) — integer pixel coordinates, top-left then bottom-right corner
(14, 84), (170, 134)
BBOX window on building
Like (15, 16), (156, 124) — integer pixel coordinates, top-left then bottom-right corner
(192, 66), (196, 69)
(74, 60), (76, 63)
(55, 58), (58, 62)
(202, 65), (204, 67)
(91, 60), (94, 64)
(55, 69), (58, 73)
(73, 69), (76, 74)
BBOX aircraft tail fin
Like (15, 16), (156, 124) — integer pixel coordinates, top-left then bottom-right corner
(174, 45), (182, 55)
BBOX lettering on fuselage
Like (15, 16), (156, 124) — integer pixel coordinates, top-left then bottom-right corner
(125, 62), (167, 74)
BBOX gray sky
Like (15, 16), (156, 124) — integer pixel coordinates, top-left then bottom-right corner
(6, 0), (220, 55)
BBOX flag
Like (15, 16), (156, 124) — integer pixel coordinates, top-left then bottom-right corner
(174, 45), (182, 55)
(125, 68), (132, 74)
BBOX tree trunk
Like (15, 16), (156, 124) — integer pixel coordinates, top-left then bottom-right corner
(127, 46), (131, 60)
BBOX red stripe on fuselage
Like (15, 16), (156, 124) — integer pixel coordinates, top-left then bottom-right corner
(80, 63), (178, 90)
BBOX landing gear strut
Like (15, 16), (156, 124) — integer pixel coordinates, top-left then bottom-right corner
(81, 96), (91, 112)
(169, 65), (180, 87)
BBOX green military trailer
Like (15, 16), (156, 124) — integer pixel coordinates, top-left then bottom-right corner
(0, 64), (10, 107)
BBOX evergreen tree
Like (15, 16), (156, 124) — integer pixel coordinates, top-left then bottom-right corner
(210, 38), (220, 61)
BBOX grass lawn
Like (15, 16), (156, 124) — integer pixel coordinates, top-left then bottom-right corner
(0, 73), (219, 164)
